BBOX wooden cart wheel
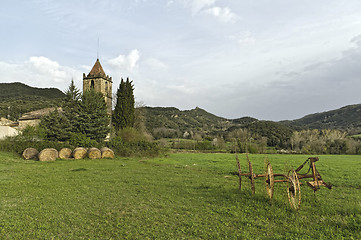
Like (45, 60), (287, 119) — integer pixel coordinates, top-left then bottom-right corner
(236, 156), (242, 190)
(248, 158), (255, 194)
(287, 169), (301, 210)
(265, 163), (274, 200)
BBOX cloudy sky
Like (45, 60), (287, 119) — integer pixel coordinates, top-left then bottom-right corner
(1, 0), (361, 121)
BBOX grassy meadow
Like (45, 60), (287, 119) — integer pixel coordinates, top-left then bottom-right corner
(0, 151), (360, 239)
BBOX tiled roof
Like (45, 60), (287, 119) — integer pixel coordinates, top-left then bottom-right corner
(87, 59), (106, 78)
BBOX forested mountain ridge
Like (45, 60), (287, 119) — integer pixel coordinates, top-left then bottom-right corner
(142, 106), (233, 138)
(281, 104), (361, 134)
(141, 106), (292, 142)
(1, 82), (361, 137)
(141, 104), (361, 142)
(0, 82), (65, 120)
(0, 82), (65, 100)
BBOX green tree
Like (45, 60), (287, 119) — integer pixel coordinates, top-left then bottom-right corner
(64, 79), (81, 102)
(74, 89), (110, 141)
(40, 88), (110, 142)
(38, 80), (79, 142)
(113, 78), (135, 131)
(40, 109), (71, 141)
(63, 80), (81, 136)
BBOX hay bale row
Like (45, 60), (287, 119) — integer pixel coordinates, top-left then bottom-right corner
(23, 147), (115, 161)
(73, 147), (87, 159)
(23, 147), (39, 160)
(88, 147), (101, 159)
(38, 148), (58, 161)
(59, 148), (72, 159)
(101, 147), (115, 159)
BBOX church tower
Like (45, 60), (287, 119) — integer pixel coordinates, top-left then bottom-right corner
(83, 59), (112, 115)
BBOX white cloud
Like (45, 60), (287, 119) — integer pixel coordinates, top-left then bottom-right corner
(0, 61), (23, 82)
(229, 31), (256, 46)
(27, 56), (67, 83)
(107, 49), (141, 71)
(166, 84), (194, 95)
(145, 58), (168, 70)
(0, 57), (81, 91)
(203, 6), (237, 23)
(184, 0), (216, 14)
(180, 0), (237, 22)
(167, 0), (175, 6)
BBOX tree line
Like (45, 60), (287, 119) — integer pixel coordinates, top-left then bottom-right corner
(225, 128), (361, 154)
(0, 78), (163, 157)
(39, 79), (136, 143)
(3, 80), (361, 155)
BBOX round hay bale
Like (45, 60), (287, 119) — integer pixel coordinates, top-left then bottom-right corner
(22, 148), (39, 160)
(72, 147), (87, 159)
(87, 147), (101, 159)
(38, 148), (58, 162)
(101, 147), (114, 159)
(59, 148), (73, 159)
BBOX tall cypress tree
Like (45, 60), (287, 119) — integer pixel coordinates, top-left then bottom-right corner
(126, 78), (135, 127)
(113, 78), (135, 131)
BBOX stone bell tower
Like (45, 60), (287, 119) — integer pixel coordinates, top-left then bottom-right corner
(83, 59), (112, 115)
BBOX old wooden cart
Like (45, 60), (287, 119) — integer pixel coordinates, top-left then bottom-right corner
(236, 155), (332, 210)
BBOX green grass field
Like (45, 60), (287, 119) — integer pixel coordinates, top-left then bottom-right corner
(0, 151), (360, 239)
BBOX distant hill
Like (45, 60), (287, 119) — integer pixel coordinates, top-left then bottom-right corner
(142, 106), (233, 138)
(141, 104), (361, 146)
(281, 104), (361, 134)
(142, 106), (293, 147)
(2, 82), (361, 138)
(0, 82), (65, 120)
(0, 82), (65, 100)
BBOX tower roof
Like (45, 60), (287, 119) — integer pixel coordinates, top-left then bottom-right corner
(87, 59), (106, 78)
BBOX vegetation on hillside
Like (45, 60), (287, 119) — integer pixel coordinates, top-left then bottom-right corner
(0, 82), (65, 100)
(281, 104), (361, 133)
(142, 106), (233, 139)
(0, 82), (65, 121)
(245, 121), (293, 148)
(290, 129), (361, 154)
(142, 107), (296, 150)
(139, 105), (361, 154)
(0, 97), (63, 121)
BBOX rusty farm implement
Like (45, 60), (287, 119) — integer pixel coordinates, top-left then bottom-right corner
(236, 155), (332, 210)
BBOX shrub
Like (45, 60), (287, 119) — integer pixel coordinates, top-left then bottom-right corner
(69, 133), (99, 148)
(152, 127), (181, 139)
(0, 137), (73, 156)
(195, 141), (215, 151)
(20, 125), (46, 141)
(171, 140), (194, 150)
(116, 127), (149, 143)
(107, 135), (164, 157)
(248, 143), (259, 154)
